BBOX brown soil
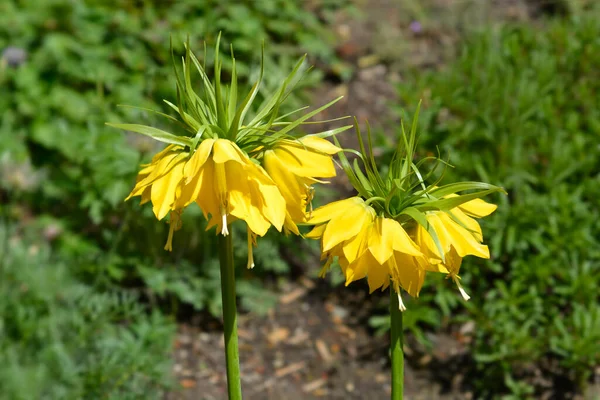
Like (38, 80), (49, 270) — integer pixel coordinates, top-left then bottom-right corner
(166, 280), (470, 400)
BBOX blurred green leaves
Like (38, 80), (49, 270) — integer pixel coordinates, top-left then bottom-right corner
(0, 221), (175, 399)
(0, 0), (343, 315)
(0, 2), (345, 396)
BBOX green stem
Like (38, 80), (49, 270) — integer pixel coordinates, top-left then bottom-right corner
(390, 288), (404, 400)
(218, 230), (242, 400)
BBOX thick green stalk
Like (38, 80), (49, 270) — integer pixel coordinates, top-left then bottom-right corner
(390, 288), (404, 400)
(218, 230), (242, 399)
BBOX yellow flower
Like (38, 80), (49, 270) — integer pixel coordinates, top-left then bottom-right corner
(263, 136), (341, 235)
(113, 39), (351, 272)
(307, 195), (499, 309)
(304, 107), (504, 311)
(413, 197), (497, 299)
(307, 197), (424, 310)
(182, 139), (286, 236)
(126, 139), (286, 261)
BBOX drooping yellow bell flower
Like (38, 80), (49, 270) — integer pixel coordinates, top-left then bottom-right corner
(306, 197), (426, 310)
(112, 39), (351, 399)
(126, 144), (187, 219)
(306, 110), (504, 310)
(263, 136), (341, 234)
(125, 145), (189, 251)
(413, 197), (498, 299)
(111, 39), (350, 262)
(126, 139), (287, 260)
(179, 138), (285, 237)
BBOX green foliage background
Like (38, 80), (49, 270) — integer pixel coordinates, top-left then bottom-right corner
(1, 0), (599, 398)
(0, 220), (175, 399)
(0, 0), (341, 397)
(0, 0), (339, 312)
(382, 14), (600, 397)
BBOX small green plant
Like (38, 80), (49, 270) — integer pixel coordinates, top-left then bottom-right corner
(0, 219), (175, 400)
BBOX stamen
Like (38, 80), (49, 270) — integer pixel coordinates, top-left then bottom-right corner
(215, 162), (229, 236)
(318, 255), (334, 278)
(164, 211), (182, 251)
(221, 212), (229, 236)
(458, 285), (471, 301)
(305, 184), (315, 217)
(452, 275), (470, 301)
(247, 227), (255, 269)
(397, 292), (407, 312)
(393, 281), (407, 312)
(164, 224), (175, 252)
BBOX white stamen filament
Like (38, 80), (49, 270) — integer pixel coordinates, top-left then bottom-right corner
(452, 276), (470, 301)
(221, 213), (229, 236)
(215, 162), (229, 236)
(457, 285), (471, 301)
(397, 292), (407, 312)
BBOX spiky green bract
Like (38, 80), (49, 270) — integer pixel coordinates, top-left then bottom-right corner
(107, 35), (351, 156)
(335, 103), (506, 260)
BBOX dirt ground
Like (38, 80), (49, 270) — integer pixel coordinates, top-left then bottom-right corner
(166, 1), (599, 399)
(166, 280), (471, 400)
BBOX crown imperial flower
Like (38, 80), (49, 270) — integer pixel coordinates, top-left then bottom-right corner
(307, 109), (505, 309)
(109, 37), (350, 267)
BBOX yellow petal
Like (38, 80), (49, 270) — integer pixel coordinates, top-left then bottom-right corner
(367, 262), (390, 293)
(451, 208), (483, 242)
(212, 139), (246, 164)
(137, 163), (155, 177)
(391, 252), (425, 298)
(224, 160), (272, 236)
(272, 139), (338, 177)
(229, 189), (270, 236)
(175, 159), (208, 209)
(441, 247), (463, 276)
(245, 162), (286, 232)
(344, 251), (374, 286)
(424, 263), (449, 273)
(438, 212), (490, 259)
(387, 219), (422, 256)
(194, 160), (220, 221)
(306, 223), (327, 239)
(263, 149), (306, 222)
(283, 212), (301, 235)
(412, 222), (447, 273)
(150, 160), (185, 220)
(128, 163), (155, 204)
(300, 136), (341, 154)
(342, 223), (370, 264)
(368, 217), (395, 265)
(322, 202), (373, 252)
(420, 213), (453, 259)
(184, 139), (215, 180)
(413, 222), (451, 274)
(128, 152), (186, 199)
(140, 185), (151, 205)
(151, 144), (181, 163)
(459, 197), (497, 218)
(338, 256), (349, 280)
(308, 197), (364, 225)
